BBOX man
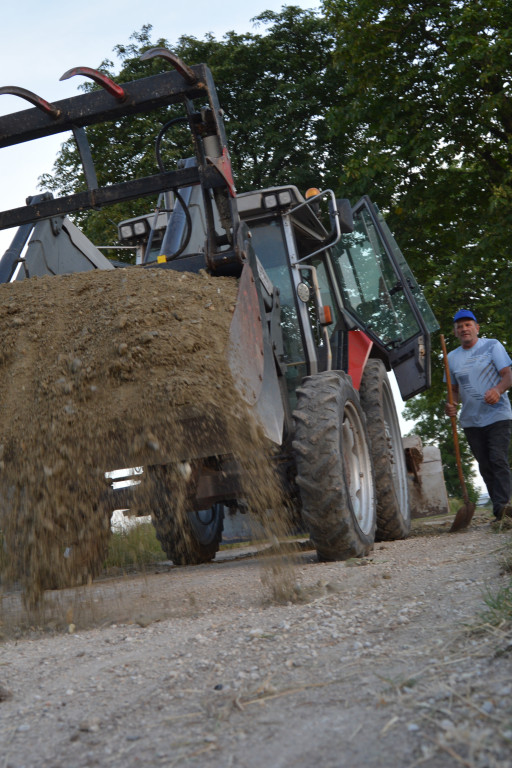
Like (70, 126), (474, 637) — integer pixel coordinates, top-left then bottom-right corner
(445, 309), (512, 521)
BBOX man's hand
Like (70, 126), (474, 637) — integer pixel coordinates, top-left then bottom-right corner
(484, 367), (512, 404)
(484, 387), (501, 405)
(445, 402), (458, 417)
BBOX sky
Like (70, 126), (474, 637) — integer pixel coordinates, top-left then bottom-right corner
(0, 0), (320, 255)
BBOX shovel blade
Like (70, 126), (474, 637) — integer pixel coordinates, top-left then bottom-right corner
(450, 502), (476, 532)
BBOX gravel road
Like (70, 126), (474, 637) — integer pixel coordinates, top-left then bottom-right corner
(1, 513), (512, 768)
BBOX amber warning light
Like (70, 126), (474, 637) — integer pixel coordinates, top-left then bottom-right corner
(320, 306), (332, 325)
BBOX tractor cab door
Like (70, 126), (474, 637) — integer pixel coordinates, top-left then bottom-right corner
(330, 196), (439, 400)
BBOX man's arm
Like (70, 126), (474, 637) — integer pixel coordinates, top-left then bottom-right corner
(484, 366), (512, 404)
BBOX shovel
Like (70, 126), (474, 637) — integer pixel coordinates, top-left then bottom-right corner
(440, 334), (476, 532)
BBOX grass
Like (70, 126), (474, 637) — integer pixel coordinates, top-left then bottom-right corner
(430, 497), (512, 631)
(0, 524), (166, 580)
(448, 496), (463, 516)
(104, 522), (166, 570)
(480, 528), (512, 629)
(447, 496), (492, 515)
(482, 583), (512, 626)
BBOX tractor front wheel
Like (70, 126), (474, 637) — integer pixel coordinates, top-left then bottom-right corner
(293, 371), (376, 560)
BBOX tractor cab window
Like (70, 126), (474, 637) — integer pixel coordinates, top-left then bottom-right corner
(298, 258), (339, 357)
(248, 220), (307, 397)
(331, 206), (420, 348)
(376, 212), (438, 335)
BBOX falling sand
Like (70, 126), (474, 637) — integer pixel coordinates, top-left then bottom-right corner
(0, 266), (297, 610)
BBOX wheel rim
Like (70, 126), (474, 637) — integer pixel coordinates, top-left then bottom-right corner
(382, 381), (409, 518)
(188, 503), (224, 545)
(341, 400), (375, 535)
(195, 507), (215, 526)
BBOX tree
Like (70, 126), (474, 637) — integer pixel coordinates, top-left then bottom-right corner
(324, 0), (512, 493)
(40, 9), (342, 253)
(178, 8), (342, 192)
(323, 0), (512, 320)
(40, 3), (512, 494)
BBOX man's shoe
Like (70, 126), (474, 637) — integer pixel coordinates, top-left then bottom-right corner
(496, 504), (512, 521)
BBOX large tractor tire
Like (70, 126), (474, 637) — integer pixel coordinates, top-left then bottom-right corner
(292, 371), (376, 560)
(359, 359), (410, 540)
(149, 465), (224, 566)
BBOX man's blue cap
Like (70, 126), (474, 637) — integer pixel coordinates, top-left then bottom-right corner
(453, 309), (477, 323)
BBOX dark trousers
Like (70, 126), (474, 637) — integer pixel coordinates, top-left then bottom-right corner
(464, 419), (512, 518)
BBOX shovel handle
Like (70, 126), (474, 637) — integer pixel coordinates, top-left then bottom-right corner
(440, 334), (471, 504)
(441, 334), (455, 406)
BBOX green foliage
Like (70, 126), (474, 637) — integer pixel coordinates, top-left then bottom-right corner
(39, 4), (512, 489)
(480, 529), (512, 629)
(324, 0), (512, 338)
(324, 0), (512, 490)
(482, 581), (512, 628)
(178, 8), (343, 192)
(105, 521), (165, 569)
(39, 11), (341, 250)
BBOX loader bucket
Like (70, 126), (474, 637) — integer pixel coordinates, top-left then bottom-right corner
(144, 261), (285, 464)
(228, 263), (285, 448)
(0, 262), (287, 597)
(0, 260), (284, 474)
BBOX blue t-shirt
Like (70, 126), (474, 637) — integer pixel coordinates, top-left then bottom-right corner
(446, 338), (512, 428)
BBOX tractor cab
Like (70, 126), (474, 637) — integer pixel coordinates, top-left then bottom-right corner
(236, 187), (438, 404)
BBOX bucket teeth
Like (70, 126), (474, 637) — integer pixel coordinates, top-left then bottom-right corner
(59, 67), (126, 101)
(140, 48), (199, 85)
(0, 85), (60, 118)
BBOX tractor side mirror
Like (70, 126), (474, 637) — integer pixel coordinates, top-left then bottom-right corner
(336, 198), (354, 234)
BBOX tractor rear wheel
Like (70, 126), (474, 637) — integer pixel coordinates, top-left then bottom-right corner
(293, 371), (376, 560)
(359, 359), (410, 540)
(149, 465), (224, 565)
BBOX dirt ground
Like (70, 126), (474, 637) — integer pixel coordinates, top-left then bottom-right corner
(1, 510), (511, 768)
(1, 269), (511, 767)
